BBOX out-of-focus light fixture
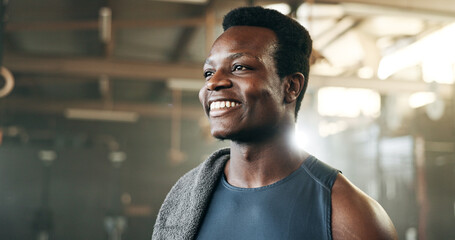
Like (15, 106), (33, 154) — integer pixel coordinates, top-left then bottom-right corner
(378, 22), (455, 83)
(109, 151), (127, 163)
(99, 7), (112, 43)
(408, 92), (436, 108)
(38, 150), (57, 166)
(264, 3), (291, 15)
(422, 59), (454, 84)
(317, 87), (381, 118)
(65, 109), (139, 122)
(38, 150), (57, 162)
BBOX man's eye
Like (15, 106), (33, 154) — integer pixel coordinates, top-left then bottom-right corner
(204, 71), (214, 78)
(233, 65), (248, 71)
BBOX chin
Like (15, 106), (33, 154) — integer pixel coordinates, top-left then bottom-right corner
(210, 129), (232, 141)
(210, 126), (245, 141)
(211, 127), (273, 143)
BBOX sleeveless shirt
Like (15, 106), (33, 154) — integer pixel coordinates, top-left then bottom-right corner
(196, 156), (339, 240)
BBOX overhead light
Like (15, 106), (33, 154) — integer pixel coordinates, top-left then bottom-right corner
(408, 92), (435, 108)
(422, 59), (454, 84)
(317, 87), (381, 118)
(378, 22), (455, 83)
(99, 7), (112, 43)
(109, 151), (127, 163)
(38, 150), (57, 165)
(65, 109), (139, 122)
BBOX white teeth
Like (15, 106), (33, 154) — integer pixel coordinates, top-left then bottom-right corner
(210, 101), (239, 110)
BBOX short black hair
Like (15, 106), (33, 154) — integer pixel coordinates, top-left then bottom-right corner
(223, 6), (312, 118)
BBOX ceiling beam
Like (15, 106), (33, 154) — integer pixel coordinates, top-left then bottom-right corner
(314, 16), (361, 50)
(309, 76), (453, 98)
(4, 54), (204, 80)
(5, 1), (455, 33)
(2, 77), (451, 120)
(170, 26), (199, 62)
(337, 1), (455, 19)
(0, 97), (204, 120)
(170, 0), (216, 62)
(5, 17), (206, 32)
(4, 54), (452, 97)
(165, 74), (455, 98)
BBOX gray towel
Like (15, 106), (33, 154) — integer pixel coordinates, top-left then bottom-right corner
(152, 148), (230, 240)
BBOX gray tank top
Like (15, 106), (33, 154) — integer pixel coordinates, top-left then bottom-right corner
(196, 156), (339, 240)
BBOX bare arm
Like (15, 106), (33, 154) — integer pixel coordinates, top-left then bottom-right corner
(331, 174), (398, 240)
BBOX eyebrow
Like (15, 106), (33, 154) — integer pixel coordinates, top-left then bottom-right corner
(204, 52), (260, 65)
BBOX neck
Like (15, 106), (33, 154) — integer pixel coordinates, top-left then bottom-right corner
(225, 125), (308, 188)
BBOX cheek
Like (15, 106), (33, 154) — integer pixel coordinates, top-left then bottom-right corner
(245, 82), (285, 120)
(244, 82), (279, 105)
(242, 80), (264, 100)
(198, 87), (206, 106)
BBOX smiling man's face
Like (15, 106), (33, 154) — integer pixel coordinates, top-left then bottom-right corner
(199, 26), (289, 142)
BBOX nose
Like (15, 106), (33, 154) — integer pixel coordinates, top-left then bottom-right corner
(206, 71), (232, 91)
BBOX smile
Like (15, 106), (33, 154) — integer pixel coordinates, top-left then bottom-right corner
(209, 100), (240, 111)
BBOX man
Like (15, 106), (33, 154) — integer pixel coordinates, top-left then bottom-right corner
(153, 6), (397, 240)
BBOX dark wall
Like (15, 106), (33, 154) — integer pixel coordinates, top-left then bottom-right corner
(0, 114), (228, 239)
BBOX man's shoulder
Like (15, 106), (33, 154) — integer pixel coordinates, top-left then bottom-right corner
(331, 174), (398, 240)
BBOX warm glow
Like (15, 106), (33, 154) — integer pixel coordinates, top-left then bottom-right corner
(318, 120), (348, 137)
(293, 128), (308, 150)
(317, 87), (381, 118)
(422, 60), (454, 84)
(357, 66), (375, 79)
(297, 3), (344, 19)
(378, 22), (455, 83)
(409, 92), (436, 108)
(377, 43), (420, 80)
(264, 3), (291, 15)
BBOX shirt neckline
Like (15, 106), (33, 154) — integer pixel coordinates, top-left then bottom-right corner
(221, 156), (314, 192)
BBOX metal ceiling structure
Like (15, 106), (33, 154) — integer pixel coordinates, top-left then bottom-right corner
(0, 0), (454, 119)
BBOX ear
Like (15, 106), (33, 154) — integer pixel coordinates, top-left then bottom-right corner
(284, 72), (305, 103)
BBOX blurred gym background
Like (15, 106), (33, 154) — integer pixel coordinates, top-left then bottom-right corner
(0, 0), (454, 239)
